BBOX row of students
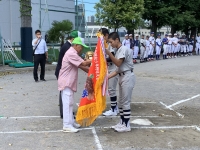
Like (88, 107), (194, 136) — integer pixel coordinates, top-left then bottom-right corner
(122, 32), (200, 63)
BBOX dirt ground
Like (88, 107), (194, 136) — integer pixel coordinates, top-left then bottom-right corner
(0, 55), (200, 150)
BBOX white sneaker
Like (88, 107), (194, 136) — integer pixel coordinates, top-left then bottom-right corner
(73, 122), (81, 128)
(103, 109), (117, 116)
(115, 124), (131, 132)
(63, 127), (79, 133)
(111, 122), (124, 129)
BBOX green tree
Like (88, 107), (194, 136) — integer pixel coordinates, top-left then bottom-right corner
(94, 0), (144, 33)
(167, 0), (200, 36)
(143, 0), (172, 35)
(47, 20), (73, 47)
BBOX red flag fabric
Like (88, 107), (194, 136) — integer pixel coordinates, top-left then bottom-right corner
(76, 36), (108, 126)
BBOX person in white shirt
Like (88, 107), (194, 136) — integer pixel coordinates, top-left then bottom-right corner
(167, 33), (173, 58)
(145, 35), (150, 61)
(155, 34), (162, 60)
(122, 34), (130, 49)
(140, 34), (146, 62)
(149, 32), (155, 60)
(172, 33), (179, 58)
(32, 30), (48, 82)
(196, 33), (200, 55)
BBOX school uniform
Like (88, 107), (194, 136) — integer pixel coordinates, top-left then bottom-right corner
(133, 39), (140, 60)
(196, 36), (200, 55)
(140, 37), (146, 62)
(149, 36), (155, 60)
(103, 44), (118, 116)
(122, 39), (131, 50)
(111, 45), (135, 132)
(167, 35), (173, 58)
(188, 38), (194, 55)
(145, 39), (150, 60)
(172, 36), (179, 57)
(179, 36), (187, 56)
(162, 36), (168, 59)
(155, 37), (162, 59)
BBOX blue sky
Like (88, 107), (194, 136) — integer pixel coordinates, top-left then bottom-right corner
(77, 0), (99, 17)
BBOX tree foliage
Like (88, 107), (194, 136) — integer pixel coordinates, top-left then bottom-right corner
(47, 20), (73, 47)
(94, 0), (144, 32)
(143, 0), (200, 36)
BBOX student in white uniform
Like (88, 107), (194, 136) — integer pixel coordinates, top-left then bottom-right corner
(162, 34), (169, 59)
(149, 32), (155, 60)
(100, 28), (119, 116)
(167, 33), (173, 58)
(196, 33), (200, 55)
(122, 34), (130, 49)
(179, 34), (187, 56)
(133, 34), (140, 63)
(155, 34), (162, 60)
(145, 35), (150, 61)
(106, 32), (135, 132)
(140, 34), (146, 62)
(172, 33), (179, 58)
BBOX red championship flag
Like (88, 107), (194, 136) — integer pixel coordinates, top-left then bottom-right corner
(76, 35), (108, 126)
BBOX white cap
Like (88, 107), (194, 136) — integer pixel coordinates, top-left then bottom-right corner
(168, 33), (172, 36)
(174, 33), (177, 36)
(125, 34), (128, 37)
(182, 33), (185, 36)
(129, 34), (132, 37)
(135, 34), (139, 37)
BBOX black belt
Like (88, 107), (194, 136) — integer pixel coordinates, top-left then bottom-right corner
(119, 69), (133, 76)
(107, 62), (112, 66)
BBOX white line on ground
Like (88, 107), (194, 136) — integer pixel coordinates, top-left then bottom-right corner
(98, 115), (173, 118)
(92, 127), (103, 150)
(0, 116), (60, 119)
(76, 101), (157, 106)
(0, 115), (173, 120)
(167, 94), (200, 108)
(195, 126), (200, 132)
(160, 102), (184, 118)
(1, 125), (200, 134)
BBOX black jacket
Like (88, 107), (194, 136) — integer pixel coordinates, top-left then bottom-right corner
(55, 41), (71, 79)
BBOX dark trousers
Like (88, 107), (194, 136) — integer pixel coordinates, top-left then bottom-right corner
(33, 54), (46, 80)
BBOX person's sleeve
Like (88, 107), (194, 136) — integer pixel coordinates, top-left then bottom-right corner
(32, 39), (37, 46)
(117, 47), (126, 59)
(44, 40), (48, 52)
(122, 39), (125, 46)
(68, 52), (84, 67)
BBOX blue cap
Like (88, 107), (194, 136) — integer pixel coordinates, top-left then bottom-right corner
(157, 34), (161, 36)
(165, 34), (168, 36)
(151, 32), (154, 34)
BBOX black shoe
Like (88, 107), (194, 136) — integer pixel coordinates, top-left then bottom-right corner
(40, 79), (46, 81)
(35, 79), (38, 82)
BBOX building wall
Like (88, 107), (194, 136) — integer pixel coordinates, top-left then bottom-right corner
(0, 0), (21, 43)
(75, 4), (85, 38)
(32, 0), (75, 37)
(0, 0), (75, 43)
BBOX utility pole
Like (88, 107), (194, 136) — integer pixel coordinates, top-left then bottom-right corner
(76, 0), (78, 30)
(0, 27), (4, 66)
(39, 0), (41, 29)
